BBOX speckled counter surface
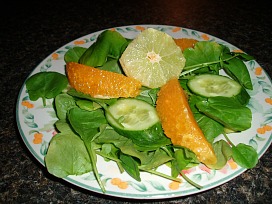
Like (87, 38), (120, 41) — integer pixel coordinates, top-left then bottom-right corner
(1, 0), (271, 203)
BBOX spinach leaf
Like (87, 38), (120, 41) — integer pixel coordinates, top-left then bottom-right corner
(223, 133), (258, 169)
(232, 143), (258, 169)
(196, 97), (252, 131)
(55, 93), (77, 120)
(189, 95), (224, 143)
(54, 119), (73, 134)
(76, 100), (97, 111)
(68, 107), (107, 141)
(64, 46), (87, 63)
(44, 132), (92, 178)
(68, 107), (108, 192)
(221, 52), (253, 90)
(26, 72), (68, 106)
(99, 58), (124, 74)
(119, 153), (141, 181)
(79, 30), (128, 67)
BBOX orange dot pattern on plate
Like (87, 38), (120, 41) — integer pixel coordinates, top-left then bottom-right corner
(33, 132), (43, 144)
(66, 62), (142, 99)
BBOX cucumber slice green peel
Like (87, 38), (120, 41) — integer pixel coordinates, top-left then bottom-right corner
(105, 98), (171, 149)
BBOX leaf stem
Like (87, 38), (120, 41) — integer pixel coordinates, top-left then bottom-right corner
(180, 54), (239, 77)
(222, 132), (235, 147)
(42, 97), (46, 107)
(85, 143), (106, 193)
(138, 167), (182, 182)
(180, 171), (203, 189)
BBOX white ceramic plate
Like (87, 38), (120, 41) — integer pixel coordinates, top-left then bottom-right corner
(16, 24), (272, 199)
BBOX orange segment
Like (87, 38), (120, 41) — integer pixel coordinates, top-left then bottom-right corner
(156, 78), (217, 165)
(174, 38), (198, 51)
(66, 62), (142, 98)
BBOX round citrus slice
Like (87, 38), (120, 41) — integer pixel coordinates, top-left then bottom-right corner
(119, 28), (186, 88)
(156, 78), (217, 165)
(66, 62), (142, 98)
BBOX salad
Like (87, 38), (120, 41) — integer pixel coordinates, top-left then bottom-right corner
(24, 27), (259, 194)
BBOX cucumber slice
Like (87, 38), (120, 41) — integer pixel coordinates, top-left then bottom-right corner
(105, 98), (171, 149)
(188, 74), (242, 97)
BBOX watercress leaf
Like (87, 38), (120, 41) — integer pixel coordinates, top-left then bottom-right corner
(139, 149), (173, 170)
(221, 52), (253, 90)
(136, 87), (159, 106)
(189, 95), (224, 143)
(183, 41), (222, 74)
(54, 119), (74, 134)
(76, 100), (95, 111)
(119, 153), (141, 181)
(171, 149), (191, 177)
(79, 30), (128, 67)
(196, 97), (252, 131)
(207, 140), (232, 169)
(194, 112), (224, 143)
(68, 107), (107, 141)
(231, 52), (255, 61)
(64, 46), (87, 63)
(233, 86), (250, 105)
(55, 93), (77, 120)
(94, 126), (152, 164)
(232, 143), (258, 169)
(26, 72), (68, 106)
(44, 132), (92, 178)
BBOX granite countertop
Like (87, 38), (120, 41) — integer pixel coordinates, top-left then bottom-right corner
(1, 0), (271, 203)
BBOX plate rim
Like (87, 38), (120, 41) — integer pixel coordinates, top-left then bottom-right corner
(16, 24), (272, 199)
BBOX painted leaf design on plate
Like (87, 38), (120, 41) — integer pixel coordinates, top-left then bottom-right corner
(146, 180), (166, 191)
(128, 181), (147, 192)
(258, 81), (272, 96)
(248, 98), (264, 114)
(262, 108), (272, 124)
(191, 174), (202, 183)
(249, 139), (258, 150)
(126, 27), (138, 32)
(89, 34), (97, 41)
(255, 134), (267, 141)
(181, 28), (189, 36)
(191, 31), (201, 38)
(206, 170), (216, 180)
(40, 141), (48, 155)
(40, 59), (52, 72)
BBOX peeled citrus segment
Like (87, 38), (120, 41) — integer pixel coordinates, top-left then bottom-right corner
(174, 38), (198, 51)
(119, 28), (186, 88)
(66, 62), (142, 99)
(156, 78), (217, 165)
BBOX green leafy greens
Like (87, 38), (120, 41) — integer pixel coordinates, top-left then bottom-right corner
(25, 30), (259, 194)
